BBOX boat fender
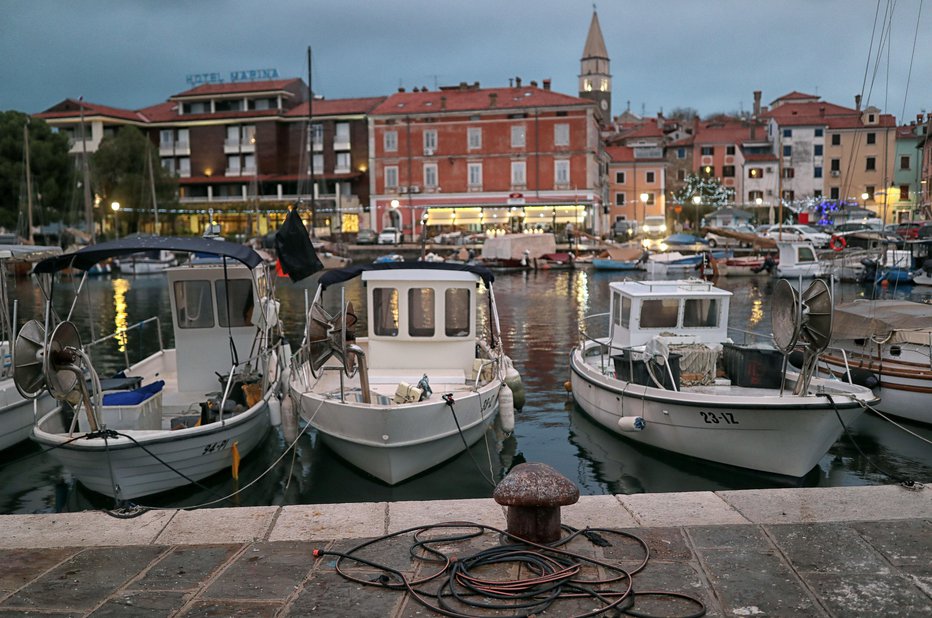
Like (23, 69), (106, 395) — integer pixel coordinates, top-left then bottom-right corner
(503, 356), (526, 410)
(269, 395), (282, 427)
(280, 342), (292, 399)
(618, 416), (645, 432)
(499, 384), (515, 433)
(847, 367), (880, 389)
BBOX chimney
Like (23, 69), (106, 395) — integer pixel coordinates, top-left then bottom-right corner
(542, 78), (551, 90)
(515, 76), (522, 87)
(530, 80), (538, 87)
(753, 90), (761, 117)
(855, 94), (862, 111)
(509, 78), (514, 87)
(440, 96), (446, 110)
(489, 92), (498, 107)
(459, 81), (468, 91)
(918, 114), (924, 124)
(398, 86), (405, 92)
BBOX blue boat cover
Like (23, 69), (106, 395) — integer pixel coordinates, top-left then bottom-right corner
(101, 380), (165, 406)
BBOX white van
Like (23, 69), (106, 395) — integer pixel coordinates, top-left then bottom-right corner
(641, 216), (667, 238)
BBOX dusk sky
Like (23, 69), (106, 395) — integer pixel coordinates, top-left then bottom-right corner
(2, 0), (930, 123)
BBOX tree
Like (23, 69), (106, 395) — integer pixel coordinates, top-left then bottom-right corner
(0, 111), (72, 232)
(91, 126), (178, 235)
(672, 173), (734, 226)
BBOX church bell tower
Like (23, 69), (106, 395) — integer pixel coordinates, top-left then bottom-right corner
(579, 10), (611, 123)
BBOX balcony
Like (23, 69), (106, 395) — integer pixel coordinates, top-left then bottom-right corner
(333, 140), (351, 151)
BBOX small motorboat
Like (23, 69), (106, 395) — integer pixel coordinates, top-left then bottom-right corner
(113, 249), (178, 274)
(289, 262), (521, 484)
(569, 278), (877, 477)
(17, 236), (287, 500)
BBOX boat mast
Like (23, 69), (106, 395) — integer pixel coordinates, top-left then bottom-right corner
(79, 98), (95, 244)
(147, 149), (159, 234)
(23, 119), (34, 244)
(306, 45), (316, 238)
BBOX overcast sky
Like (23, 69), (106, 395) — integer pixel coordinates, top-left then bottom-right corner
(2, 0), (929, 123)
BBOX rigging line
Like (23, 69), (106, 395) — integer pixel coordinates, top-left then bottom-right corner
(859, 0), (883, 99)
(899, 0), (924, 119)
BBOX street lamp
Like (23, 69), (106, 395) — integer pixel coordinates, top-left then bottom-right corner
(639, 192), (649, 226)
(691, 195), (701, 230)
(110, 201), (120, 238)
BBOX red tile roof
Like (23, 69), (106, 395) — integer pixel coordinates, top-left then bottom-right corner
(286, 96), (387, 117)
(770, 91), (820, 105)
(35, 99), (146, 123)
(370, 85), (592, 116)
(171, 79), (304, 99)
(694, 120), (755, 144)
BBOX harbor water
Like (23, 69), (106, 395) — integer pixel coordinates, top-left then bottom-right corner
(2, 268), (931, 514)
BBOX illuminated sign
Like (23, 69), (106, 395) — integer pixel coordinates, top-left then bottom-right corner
(186, 68), (280, 87)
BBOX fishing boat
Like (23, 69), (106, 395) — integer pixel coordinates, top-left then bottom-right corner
(816, 300), (932, 425)
(480, 233), (557, 270)
(289, 262), (521, 484)
(0, 244), (60, 451)
(569, 278), (878, 477)
(15, 236), (286, 500)
(775, 241), (828, 278)
(591, 246), (646, 271)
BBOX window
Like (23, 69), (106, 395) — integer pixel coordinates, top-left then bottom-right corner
(420, 130), (436, 153)
(701, 146), (714, 156)
(226, 125), (240, 147)
(646, 171), (655, 183)
(677, 148), (686, 159)
(831, 134), (841, 146)
(898, 185), (909, 201)
(178, 157), (191, 177)
(782, 168), (794, 179)
(814, 166), (822, 178)
(866, 132), (876, 145)
(511, 161), (526, 185)
(310, 123), (323, 148)
(866, 157), (876, 171)
(684, 298), (718, 328)
(511, 125), (526, 147)
(242, 154), (256, 175)
(748, 167), (764, 178)
(645, 192), (655, 205)
(215, 279), (254, 328)
(900, 155), (910, 170)
(868, 114), (876, 123)
(445, 289), (471, 337)
(830, 159), (840, 172)
(468, 127), (482, 149)
(620, 295), (630, 328)
(639, 299), (679, 328)
(612, 294), (620, 325)
(241, 125), (256, 146)
(815, 128), (824, 137)
(722, 165), (735, 177)
(615, 171), (626, 184)
(384, 130), (398, 152)
(408, 288), (435, 337)
(726, 145), (736, 155)
(424, 163), (438, 188)
(160, 129), (173, 147)
(865, 186), (875, 199)
(174, 280), (214, 329)
(312, 154), (323, 175)
(161, 158), (175, 174)
(798, 246), (816, 263)
(814, 190), (822, 198)
(372, 288), (398, 336)
(554, 160), (570, 184)
(385, 165), (398, 188)
(748, 190), (763, 201)
(468, 162), (482, 187)
(783, 145), (792, 157)
(677, 169), (686, 181)
(554, 124), (569, 146)
(830, 187), (840, 199)
(615, 193), (626, 206)
(335, 152), (351, 172)
(701, 165), (714, 178)
(782, 190), (795, 201)
(814, 145), (823, 156)
(227, 155), (241, 175)
(335, 122), (350, 147)
(783, 129), (792, 138)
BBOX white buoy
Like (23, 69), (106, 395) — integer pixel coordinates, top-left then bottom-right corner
(268, 396), (282, 427)
(617, 416), (645, 432)
(502, 356), (526, 410)
(279, 342), (292, 399)
(499, 385), (515, 433)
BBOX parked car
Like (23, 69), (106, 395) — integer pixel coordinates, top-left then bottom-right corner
(704, 224), (756, 248)
(895, 221), (927, 240)
(764, 224), (831, 248)
(832, 222), (873, 234)
(356, 229), (377, 245)
(640, 216), (667, 238)
(916, 223), (932, 240)
(378, 227), (403, 245)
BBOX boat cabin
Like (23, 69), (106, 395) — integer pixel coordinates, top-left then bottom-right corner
(363, 269), (479, 378)
(168, 262), (261, 393)
(608, 279), (731, 349)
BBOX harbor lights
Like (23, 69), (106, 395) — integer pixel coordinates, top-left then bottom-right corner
(692, 195), (701, 229)
(110, 201), (120, 238)
(640, 192), (649, 228)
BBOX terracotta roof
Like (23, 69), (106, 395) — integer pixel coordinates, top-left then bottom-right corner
(694, 121), (754, 144)
(770, 91), (820, 105)
(171, 78), (304, 98)
(137, 101), (178, 122)
(370, 86), (592, 116)
(35, 99), (146, 123)
(286, 96), (387, 117)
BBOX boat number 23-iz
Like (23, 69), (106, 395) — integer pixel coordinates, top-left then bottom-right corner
(699, 411), (739, 425)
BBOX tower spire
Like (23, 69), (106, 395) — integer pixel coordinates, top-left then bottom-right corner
(579, 9), (612, 122)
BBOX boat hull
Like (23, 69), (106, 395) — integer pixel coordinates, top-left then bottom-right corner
(0, 382), (55, 451)
(293, 381), (501, 484)
(570, 347), (871, 477)
(32, 398), (271, 499)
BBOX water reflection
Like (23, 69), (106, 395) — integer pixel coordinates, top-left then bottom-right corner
(2, 269), (930, 514)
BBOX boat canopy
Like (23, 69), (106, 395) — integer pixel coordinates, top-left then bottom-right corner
(319, 262), (495, 290)
(33, 235), (262, 274)
(0, 244), (62, 262)
(833, 300), (932, 344)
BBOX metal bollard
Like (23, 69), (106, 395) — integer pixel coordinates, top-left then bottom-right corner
(493, 462), (580, 544)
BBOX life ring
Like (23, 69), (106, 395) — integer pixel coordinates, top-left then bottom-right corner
(829, 235), (847, 251)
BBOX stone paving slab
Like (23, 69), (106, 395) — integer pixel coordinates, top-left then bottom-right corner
(387, 498), (505, 532)
(767, 522), (895, 575)
(0, 510), (175, 549)
(619, 490), (750, 526)
(269, 503), (387, 541)
(153, 507), (278, 545)
(563, 494), (639, 529)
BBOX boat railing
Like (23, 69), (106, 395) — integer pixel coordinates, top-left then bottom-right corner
(473, 357), (500, 392)
(577, 312), (632, 374)
(85, 316), (164, 374)
(216, 347), (274, 423)
(727, 327), (775, 345)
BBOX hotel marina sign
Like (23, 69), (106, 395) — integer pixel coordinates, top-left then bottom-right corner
(185, 68), (280, 87)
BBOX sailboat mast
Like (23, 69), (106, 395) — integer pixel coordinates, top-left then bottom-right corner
(23, 120), (34, 244)
(79, 98), (95, 244)
(306, 45), (316, 238)
(147, 149), (159, 234)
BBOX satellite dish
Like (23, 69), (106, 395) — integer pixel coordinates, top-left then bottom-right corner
(771, 279), (801, 354)
(45, 321), (82, 401)
(12, 319), (47, 399)
(306, 301), (358, 377)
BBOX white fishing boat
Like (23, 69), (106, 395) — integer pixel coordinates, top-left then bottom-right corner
(775, 241), (828, 278)
(289, 262), (520, 485)
(15, 236), (286, 500)
(569, 278), (878, 477)
(816, 300), (932, 425)
(0, 245), (60, 451)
